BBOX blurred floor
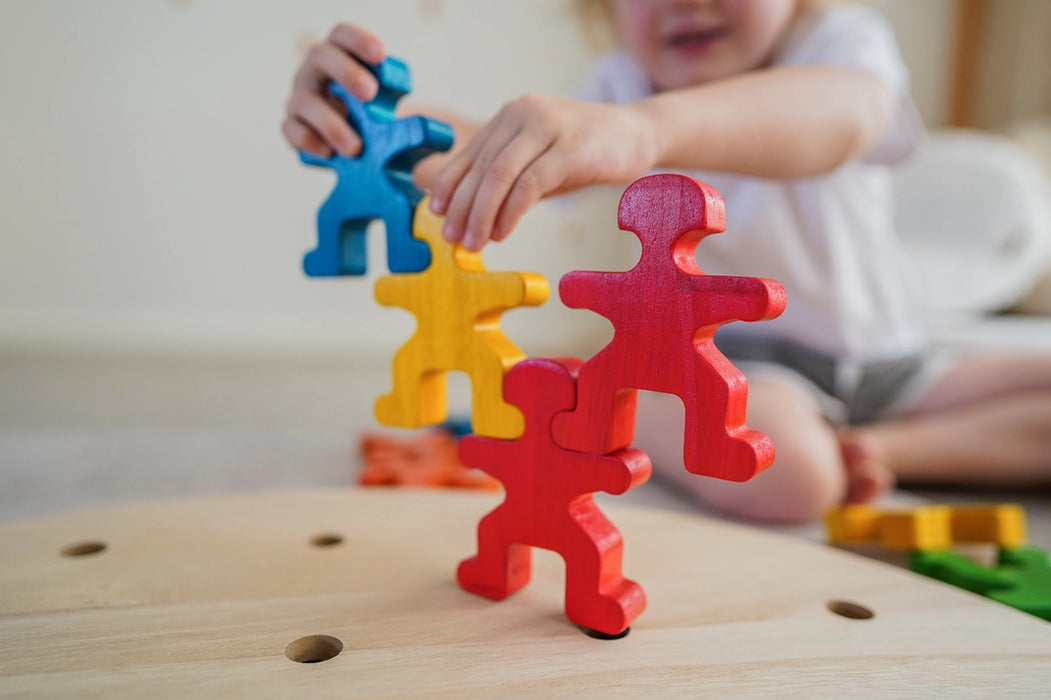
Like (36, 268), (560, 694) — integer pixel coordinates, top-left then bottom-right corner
(2, 352), (1047, 551)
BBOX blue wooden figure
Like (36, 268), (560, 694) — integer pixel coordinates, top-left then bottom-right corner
(299, 57), (454, 276)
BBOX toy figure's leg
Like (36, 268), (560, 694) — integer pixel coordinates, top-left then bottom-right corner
(551, 350), (636, 454)
(337, 219), (369, 275)
(561, 503), (645, 636)
(457, 508), (532, 600)
(681, 366), (775, 482)
(374, 344), (447, 428)
(468, 350), (526, 440)
(304, 197), (368, 276)
(385, 199), (431, 274)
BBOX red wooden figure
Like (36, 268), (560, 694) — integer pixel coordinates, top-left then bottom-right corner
(551, 174), (787, 482)
(457, 358), (651, 636)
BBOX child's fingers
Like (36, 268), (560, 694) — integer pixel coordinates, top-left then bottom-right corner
(429, 119), (494, 217)
(440, 125), (526, 250)
(327, 23), (386, 66)
(429, 119), (502, 243)
(294, 42), (378, 104)
(464, 134), (552, 251)
(286, 89), (362, 157)
(491, 153), (564, 242)
(282, 116), (331, 158)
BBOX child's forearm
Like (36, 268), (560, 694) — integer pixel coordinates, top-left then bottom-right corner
(635, 66), (896, 179)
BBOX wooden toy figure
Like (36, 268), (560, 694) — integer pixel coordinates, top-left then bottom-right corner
(373, 199), (549, 439)
(299, 57), (453, 276)
(457, 358), (652, 637)
(912, 546), (1051, 622)
(552, 173), (787, 482)
(358, 428), (500, 490)
(827, 503), (1051, 621)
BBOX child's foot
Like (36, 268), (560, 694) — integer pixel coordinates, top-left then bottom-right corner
(837, 430), (895, 504)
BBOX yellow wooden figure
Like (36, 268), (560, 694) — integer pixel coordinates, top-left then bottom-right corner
(948, 504), (1027, 549)
(825, 504), (953, 551)
(879, 506), (954, 551)
(823, 504), (881, 543)
(374, 198), (549, 439)
(825, 503), (1028, 551)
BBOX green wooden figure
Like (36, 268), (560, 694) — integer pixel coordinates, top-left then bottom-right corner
(910, 546), (1051, 622)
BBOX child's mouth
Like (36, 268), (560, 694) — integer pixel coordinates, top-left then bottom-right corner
(665, 28), (727, 53)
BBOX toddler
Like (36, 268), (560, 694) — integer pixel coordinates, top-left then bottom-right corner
(283, 0), (1051, 523)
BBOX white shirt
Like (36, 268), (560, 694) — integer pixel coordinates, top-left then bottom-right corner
(574, 5), (926, 363)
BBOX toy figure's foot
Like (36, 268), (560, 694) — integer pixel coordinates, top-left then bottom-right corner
(684, 429), (775, 482)
(303, 221), (369, 276)
(457, 547), (531, 601)
(565, 578), (645, 638)
(374, 391), (445, 430)
(302, 248), (344, 277)
(385, 236), (432, 274)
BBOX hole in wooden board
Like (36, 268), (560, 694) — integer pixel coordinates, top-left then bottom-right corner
(579, 625), (631, 640)
(285, 635), (343, 663)
(60, 541), (108, 557)
(310, 533), (344, 548)
(826, 600), (875, 620)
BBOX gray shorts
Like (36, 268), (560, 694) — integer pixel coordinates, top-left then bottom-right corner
(715, 335), (947, 426)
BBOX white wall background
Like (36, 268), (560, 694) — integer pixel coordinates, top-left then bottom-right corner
(0, 0), (955, 359)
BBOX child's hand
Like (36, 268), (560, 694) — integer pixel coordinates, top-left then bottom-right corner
(282, 23), (387, 159)
(430, 95), (659, 251)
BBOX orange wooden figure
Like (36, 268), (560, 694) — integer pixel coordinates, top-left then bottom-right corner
(551, 174), (787, 482)
(374, 198), (549, 439)
(358, 429), (500, 490)
(457, 357), (652, 636)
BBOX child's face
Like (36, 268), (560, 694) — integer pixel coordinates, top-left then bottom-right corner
(610, 0), (799, 90)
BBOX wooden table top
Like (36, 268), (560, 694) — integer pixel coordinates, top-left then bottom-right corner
(1, 488), (1049, 697)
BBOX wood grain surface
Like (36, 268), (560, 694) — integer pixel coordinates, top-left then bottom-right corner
(1, 488), (1049, 697)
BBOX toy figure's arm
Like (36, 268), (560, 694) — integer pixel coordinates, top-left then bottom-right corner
(299, 150), (333, 168)
(477, 272), (550, 311)
(690, 276), (787, 327)
(458, 436), (512, 482)
(373, 274), (417, 309)
(558, 271), (625, 320)
(403, 105), (482, 190)
(570, 448), (651, 497)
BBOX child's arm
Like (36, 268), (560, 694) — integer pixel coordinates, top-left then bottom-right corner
(636, 65), (896, 180)
(432, 65), (896, 251)
(281, 23), (479, 177)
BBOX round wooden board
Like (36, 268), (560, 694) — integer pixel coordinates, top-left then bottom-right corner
(1, 488), (1049, 697)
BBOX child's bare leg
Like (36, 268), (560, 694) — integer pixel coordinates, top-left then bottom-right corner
(849, 355), (1051, 485)
(635, 378), (852, 523)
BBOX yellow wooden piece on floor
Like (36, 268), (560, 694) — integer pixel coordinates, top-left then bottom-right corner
(826, 503), (1029, 552)
(374, 198), (549, 438)
(825, 504), (952, 550)
(824, 505), (881, 544)
(879, 506), (954, 551)
(949, 504), (1027, 548)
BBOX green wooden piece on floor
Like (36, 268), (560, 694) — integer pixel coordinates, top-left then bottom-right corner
(910, 546), (1051, 622)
